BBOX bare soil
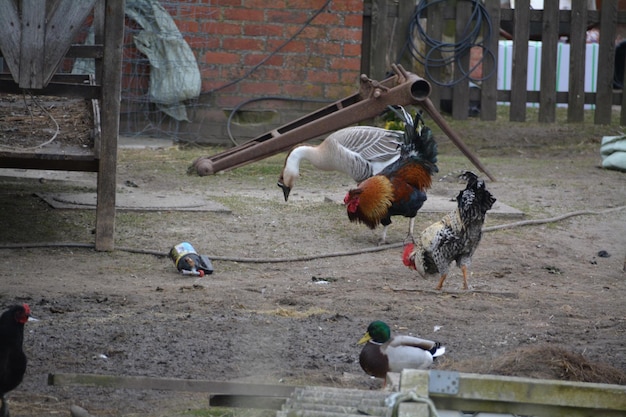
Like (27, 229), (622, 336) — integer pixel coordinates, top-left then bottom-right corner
(0, 107), (625, 417)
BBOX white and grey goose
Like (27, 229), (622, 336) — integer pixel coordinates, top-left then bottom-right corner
(277, 125), (404, 201)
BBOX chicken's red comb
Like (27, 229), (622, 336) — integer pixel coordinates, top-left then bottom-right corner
(402, 243), (416, 269)
(23, 303), (30, 315)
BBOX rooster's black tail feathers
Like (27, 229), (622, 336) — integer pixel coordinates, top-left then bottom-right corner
(386, 105), (438, 173)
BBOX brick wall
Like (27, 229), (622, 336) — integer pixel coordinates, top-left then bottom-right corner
(120, 0), (365, 145)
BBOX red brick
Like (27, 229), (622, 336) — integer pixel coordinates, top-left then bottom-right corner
(243, 53), (284, 67)
(224, 8), (265, 21)
(340, 70), (361, 84)
(330, 57), (361, 71)
(266, 10), (308, 24)
(207, 0), (242, 5)
(267, 39), (307, 53)
(329, 27), (361, 42)
(203, 51), (241, 65)
(325, 84), (357, 99)
(202, 21), (241, 35)
(343, 43), (362, 57)
(223, 37), (266, 51)
(239, 81), (283, 95)
(246, 0), (287, 8)
(331, 0), (363, 12)
(311, 12), (341, 26)
(282, 82), (323, 96)
(307, 70), (340, 84)
(257, 66), (306, 81)
(187, 36), (220, 50)
(243, 23), (283, 37)
(285, 0), (330, 10)
(310, 41), (341, 56)
(172, 18), (197, 34)
(344, 13), (363, 28)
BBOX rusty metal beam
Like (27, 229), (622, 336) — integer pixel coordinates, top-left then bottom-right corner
(190, 64), (495, 181)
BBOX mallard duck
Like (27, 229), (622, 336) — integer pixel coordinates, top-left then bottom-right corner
(357, 321), (445, 379)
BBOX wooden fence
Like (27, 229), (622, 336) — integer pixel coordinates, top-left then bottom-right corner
(363, 0), (626, 125)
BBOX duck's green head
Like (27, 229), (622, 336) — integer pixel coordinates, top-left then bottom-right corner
(358, 320), (391, 344)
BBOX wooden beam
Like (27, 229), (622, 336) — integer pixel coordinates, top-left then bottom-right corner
(19, 0), (46, 88)
(48, 373), (298, 398)
(401, 370), (626, 417)
(510, 0), (530, 122)
(538, 0), (559, 123)
(43, 0), (97, 87)
(0, 0), (21, 82)
(595, 0), (618, 125)
(567, 0), (588, 122)
(95, 0), (125, 251)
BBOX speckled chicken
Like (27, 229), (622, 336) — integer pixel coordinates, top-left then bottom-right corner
(402, 171), (496, 290)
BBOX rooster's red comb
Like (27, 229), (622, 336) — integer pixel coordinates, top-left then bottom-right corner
(402, 243), (416, 270)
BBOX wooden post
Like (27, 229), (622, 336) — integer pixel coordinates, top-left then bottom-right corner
(480, 0), (500, 121)
(538, 0), (559, 123)
(595, 0), (617, 125)
(95, 0), (125, 251)
(452, 1), (472, 120)
(568, 0), (588, 123)
(510, 0), (530, 122)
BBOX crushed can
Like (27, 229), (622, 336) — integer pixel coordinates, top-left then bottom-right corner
(169, 242), (213, 277)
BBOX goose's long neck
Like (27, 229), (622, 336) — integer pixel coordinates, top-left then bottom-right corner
(289, 145), (327, 170)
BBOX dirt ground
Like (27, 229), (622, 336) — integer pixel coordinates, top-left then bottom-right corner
(0, 106), (625, 417)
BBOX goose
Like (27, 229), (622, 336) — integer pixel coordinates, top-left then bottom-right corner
(358, 321), (445, 381)
(277, 125), (404, 201)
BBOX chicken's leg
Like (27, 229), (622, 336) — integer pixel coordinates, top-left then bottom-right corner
(435, 273), (447, 290)
(461, 265), (469, 290)
(379, 225), (389, 245)
(404, 217), (416, 244)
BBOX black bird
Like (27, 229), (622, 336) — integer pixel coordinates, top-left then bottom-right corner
(0, 304), (30, 417)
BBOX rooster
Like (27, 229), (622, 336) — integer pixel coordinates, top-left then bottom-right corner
(0, 304), (30, 417)
(344, 106), (438, 244)
(278, 126), (405, 201)
(402, 171), (496, 290)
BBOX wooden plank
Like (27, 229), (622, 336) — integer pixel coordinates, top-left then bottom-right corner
(0, 78), (101, 99)
(480, 0), (500, 121)
(425, 0), (443, 112)
(209, 395), (286, 410)
(93, 0), (105, 85)
(360, 0), (372, 76)
(595, 0), (618, 125)
(0, 0), (21, 83)
(402, 370), (626, 417)
(538, 0), (559, 123)
(567, 0), (588, 122)
(510, 0), (530, 122)
(95, 0), (125, 251)
(396, 0), (414, 73)
(368, 0), (392, 81)
(0, 154), (98, 172)
(48, 373), (298, 397)
(452, 1), (471, 120)
(43, 0), (97, 87)
(19, 0), (46, 89)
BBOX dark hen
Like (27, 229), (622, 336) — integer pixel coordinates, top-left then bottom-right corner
(0, 304), (30, 417)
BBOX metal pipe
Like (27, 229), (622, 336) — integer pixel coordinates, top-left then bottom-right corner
(191, 64), (431, 176)
(420, 98), (496, 182)
(190, 64), (495, 182)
